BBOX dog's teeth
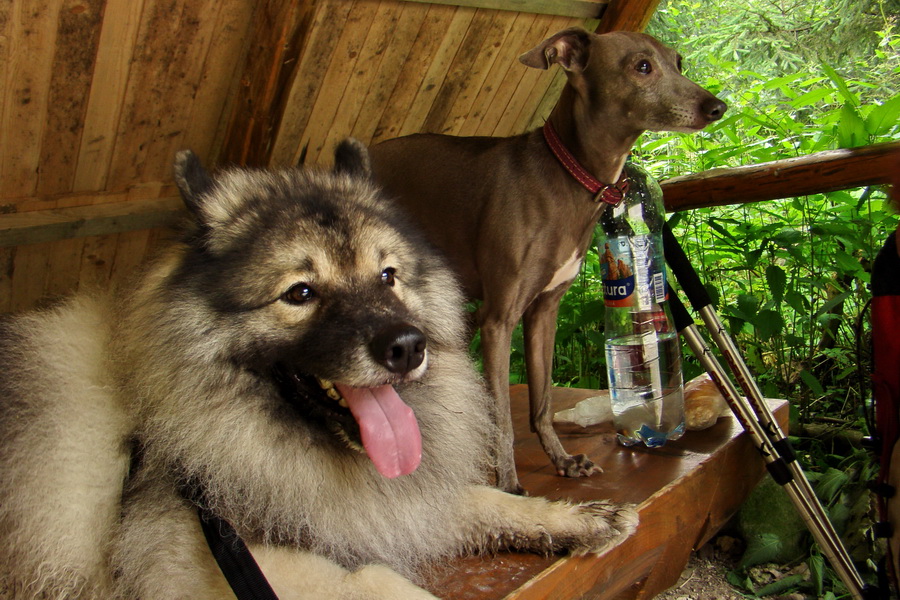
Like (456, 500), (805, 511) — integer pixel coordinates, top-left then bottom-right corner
(326, 387), (341, 401)
(339, 398), (348, 408)
(317, 377), (333, 390)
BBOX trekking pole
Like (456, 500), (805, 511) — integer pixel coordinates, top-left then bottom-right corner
(663, 224), (872, 600)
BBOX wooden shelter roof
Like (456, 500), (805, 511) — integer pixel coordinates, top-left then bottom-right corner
(0, 0), (658, 312)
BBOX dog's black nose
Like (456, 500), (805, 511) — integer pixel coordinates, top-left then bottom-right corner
(702, 97), (727, 122)
(370, 324), (427, 375)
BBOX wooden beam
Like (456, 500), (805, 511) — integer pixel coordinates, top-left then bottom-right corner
(0, 197), (184, 248)
(661, 141), (900, 212)
(395, 0), (608, 19)
(594, 0), (659, 32)
(4, 143), (895, 248)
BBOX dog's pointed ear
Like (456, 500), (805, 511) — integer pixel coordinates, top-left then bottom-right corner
(519, 27), (591, 73)
(333, 138), (372, 180)
(174, 150), (215, 216)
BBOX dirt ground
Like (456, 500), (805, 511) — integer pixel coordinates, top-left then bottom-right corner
(654, 536), (747, 600)
(653, 535), (811, 600)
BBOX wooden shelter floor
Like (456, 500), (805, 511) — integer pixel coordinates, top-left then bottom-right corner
(425, 384), (787, 599)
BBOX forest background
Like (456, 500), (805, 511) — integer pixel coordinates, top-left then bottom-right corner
(498, 0), (900, 596)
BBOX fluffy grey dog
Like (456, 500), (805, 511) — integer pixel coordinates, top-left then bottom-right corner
(0, 140), (637, 599)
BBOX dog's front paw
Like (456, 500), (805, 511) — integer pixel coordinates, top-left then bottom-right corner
(568, 499), (638, 556)
(555, 453), (601, 478)
(462, 487), (636, 559)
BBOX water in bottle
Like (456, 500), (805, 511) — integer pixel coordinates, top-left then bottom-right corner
(598, 162), (685, 447)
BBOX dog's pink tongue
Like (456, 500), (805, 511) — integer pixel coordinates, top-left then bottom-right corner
(334, 383), (422, 478)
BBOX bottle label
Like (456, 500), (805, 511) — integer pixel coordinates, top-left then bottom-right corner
(600, 235), (666, 308)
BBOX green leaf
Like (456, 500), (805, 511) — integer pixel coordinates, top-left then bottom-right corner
(834, 249), (862, 274)
(752, 309), (784, 340)
(773, 228), (803, 247)
(837, 102), (868, 148)
(744, 247), (764, 269)
(809, 553), (826, 597)
(789, 87), (835, 108)
(866, 93), (900, 136)
(821, 63), (858, 107)
(705, 283), (720, 307)
(815, 467), (850, 504)
(816, 290), (851, 316)
(785, 290), (810, 313)
(739, 532), (786, 568)
(755, 574), (807, 597)
(766, 265), (787, 303)
(707, 219), (737, 243)
(577, 299), (606, 326)
(800, 369), (825, 396)
(726, 570), (753, 592)
(737, 294), (760, 319)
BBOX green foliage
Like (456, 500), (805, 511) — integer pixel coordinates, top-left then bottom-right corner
(543, 0), (900, 421)
(537, 4), (898, 594)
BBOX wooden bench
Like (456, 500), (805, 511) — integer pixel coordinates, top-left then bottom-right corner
(425, 385), (788, 599)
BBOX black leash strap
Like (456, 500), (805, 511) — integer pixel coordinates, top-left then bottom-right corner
(198, 507), (280, 600)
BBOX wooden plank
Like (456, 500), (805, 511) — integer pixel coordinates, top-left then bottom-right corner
(369, 3), (459, 143)
(177, 0), (257, 163)
(593, 0), (659, 33)
(134, 0), (228, 183)
(0, 196), (184, 248)
(42, 237), (86, 300)
(521, 65), (567, 131)
(0, 1), (11, 192)
(397, 6), (477, 136)
(105, 0), (228, 189)
(397, 0), (607, 19)
(73, 0), (147, 192)
(108, 229), (153, 290)
(311, 0), (405, 166)
(456, 11), (538, 137)
(219, 0), (318, 167)
(471, 14), (553, 136)
(349, 2), (431, 144)
(491, 14), (574, 137)
(0, 247), (15, 313)
(3, 143), (895, 248)
(420, 8), (506, 135)
(267, 0), (356, 166)
(37, 0), (105, 196)
(661, 141), (900, 213)
(0, 0), (62, 200)
(37, 0), (104, 320)
(77, 232), (118, 293)
(9, 242), (51, 312)
(425, 385), (787, 599)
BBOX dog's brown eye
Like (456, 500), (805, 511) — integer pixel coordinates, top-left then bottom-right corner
(636, 60), (652, 74)
(381, 267), (396, 286)
(283, 283), (314, 305)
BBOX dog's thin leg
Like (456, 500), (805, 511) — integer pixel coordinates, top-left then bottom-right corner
(479, 311), (524, 495)
(523, 290), (599, 478)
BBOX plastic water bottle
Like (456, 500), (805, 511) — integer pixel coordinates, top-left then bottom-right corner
(597, 162), (685, 448)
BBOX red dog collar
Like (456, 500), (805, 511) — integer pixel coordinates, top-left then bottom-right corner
(542, 121), (629, 205)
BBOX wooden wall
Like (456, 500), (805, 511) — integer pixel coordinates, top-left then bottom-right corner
(0, 0), (257, 312)
(0, 0), (662, 313)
